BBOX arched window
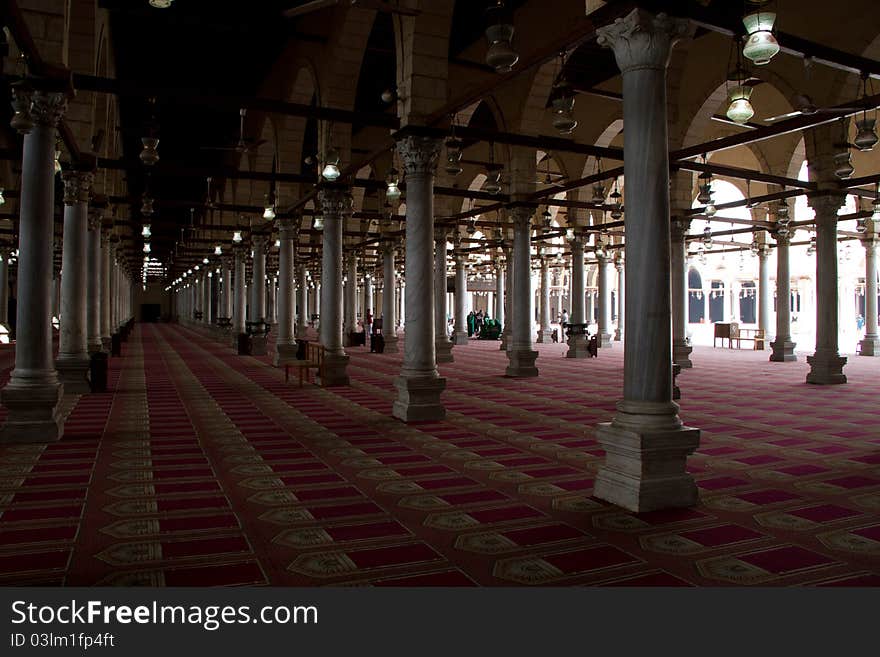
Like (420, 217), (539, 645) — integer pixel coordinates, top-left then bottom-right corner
(740, 281), (757, 324)
(710, 280), (725, 323)
(688, 267), (704, 323)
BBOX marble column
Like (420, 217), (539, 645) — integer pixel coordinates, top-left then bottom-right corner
(500, 247), (512, 351)
(615, 254), (625, 342)
(86, 212), (103, 353)
(769, 228), (796, 361)
(221, 256), (233, 320)
(536, 253), (553, 343)
(55, 170), (94, 394)
(267, 273), (277, 326)
(393, 135), (445, 421)
(758, 244), (772, 343)
(100, 231), (112, 348)
(296, 264), (308, 337)
(859, 232), (879, 356)
(0, 250), (9, 331)
(382, 243), (399, 353)
(506, 206), (539, 376)
(494, 256), (505, 331)
(566, 233), (590, 358)
(274, 216), (297, 365)
(434, 229), (454, 363)
(593, 10), (699, 512)
(596, 253), (613, 348)
(671, 220), (691, 366)
(203, 271), (212, 325)
(249, 236), (268, 355)
(0, 90), (67, 442)
(343, 254), (357, 346)
(807, 194), (847, 383)
(317, 187), (350, 386)
(232, 244), (246, 344)
(452, 253), (469, 345)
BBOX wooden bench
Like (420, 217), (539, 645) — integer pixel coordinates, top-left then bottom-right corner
(284, 342), (325, 387)
(713, 322), (738, 348)
(733, 327), (765, 350)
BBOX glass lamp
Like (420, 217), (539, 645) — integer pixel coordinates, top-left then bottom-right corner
(742, 11), (779, 65)
(727, 85), (755, 123)
(322, 148), (341, 181)
(485, 2), (518, 73)
(142, 224), (151, 238)
(232, 231), (243, 244)
(313, 215), (324, 231)
(263, 194), (276, 220)
(385, 168), (401, 202)
(214, 245), (222, 255)
(854, 117), (878, 152)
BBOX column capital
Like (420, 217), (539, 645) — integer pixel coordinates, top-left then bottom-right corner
(61, 171), (94, 205)
(277, 215), (300, 239)
(772, 226), (791, 245)
(671, 217), (691, 243)
(251, 234), (271, 251)
(26, 90), (68, 128)
(509, 205), (535, 231)
(395, 135), (441, 178)
(808, 192), (846, 219)
(318, 187), (353, 217)
(597, 9), (692, 73)
(434, 226), (449, 242)
(88, 211), (103, 232)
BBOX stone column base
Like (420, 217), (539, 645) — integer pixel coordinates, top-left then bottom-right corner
(536, 329), (553, 344)
(392, 374), (446, 422)
(451, 331), (468, 346)
(598, 332), (614, 348)
(88, 340), (106, 355)
(506, 348), (539, 377)
(101, 336), (111, 351)
(55, 357), (91, 394)
(673, 340), (693, 369)
(250, 336), (267, 356)
(382, 335), (400, 354)
(769, 338), (797, 362)
(859, 337), (880, 356)
(273, 342), (298, 367)
(317, 352), (350, 387)
(0, 380), (64, 443)
(435, 338), (454, 363)
(566, 335), (591, 359)
(594, 422), (700, 513)
(806, 351), (847, 385)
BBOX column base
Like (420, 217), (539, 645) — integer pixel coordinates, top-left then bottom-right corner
(250, 335), (267, 356)
(392, 374), (446, 422)
(858, 337), (880, 356)
(55, 356), (91, 394)
(87, 340), (106, 355)
(593, 421), (700, 513)
(536, 329), (553, 344)
(0, 379), (64, 443)
(382, 335), (400, 354)
(566, 335), (592, 359)
(451, 331), (468, 346)
(769, 338), (797, 362)
(806, 351), (847, 385)
(435, 338), (454, 364)
(317, 352), (350, 387)
(101, 336), (111, 351)
(598, 332), (613, 348)
(273, 342), (298, 367)
(673, 340), (693, 369)
(506, 348), (539, 377)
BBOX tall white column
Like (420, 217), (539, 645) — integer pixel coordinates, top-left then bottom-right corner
(671, 220), (691, 366)
(452, 253), (468, 345)
(251, 236), (267, 324)
(500, 247), (513, 351)
(232, 244), (246, 343)
(0, 250), (9, 330)
(593, 10), (699, 512)
(758, 244), (772, 343)
(364, 270), (374, 329)
(382, 243), (399, 353)
(87, 212), (103, 353)
(317, 187), (350, 386)
(0, 90), (67, 442)
(596, 253), (613, 348)
(274, 216), (297, 365)
(393, 135), (445, 421)
(343, 254), (357, 345)
(860, 232), (879, 356)
(434, 229), (453, 363)
(615, 253), (625, 342)
(807, 194), (847, 383)
(494, 256), (505, 331)
(506, 207), (539, 376)
(221, 255), (233, 320)
(56, 170), (93, 393)
(296, 263), (308, 337)
(566, 233), (590, 358)
(267, 273), (277, 326)
(100, 231), (112, 347)
(536, 253), (552, 343)
(769, 224), (798, 362)
(202, 271), (212, 325)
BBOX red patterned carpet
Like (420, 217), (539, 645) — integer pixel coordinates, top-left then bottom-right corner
(0, 324), (878, 586)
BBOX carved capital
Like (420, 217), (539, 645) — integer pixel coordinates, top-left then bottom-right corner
(318, 187), (353, 218)
(88, 211), (103, 232)
(28, 91), (68, 128)
(251, 234), (270, 252)
(671, 218), (691, 243)
(278, 215), (299, 240)
(772, 227), (791, 245)
(597, 9), (692, 74)
(807, 192), (846, 221)
(509, 206), (534, 232)
(434, 226), (449, 243)
(396, 135), (441, 178)
(62, 171), (94, 205)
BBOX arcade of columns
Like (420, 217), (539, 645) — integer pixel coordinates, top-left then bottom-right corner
(2, 10), (878, 514)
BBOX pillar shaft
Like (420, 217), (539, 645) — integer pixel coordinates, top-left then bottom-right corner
(596, 254), (613, 347)
(671, 220), (691, 366)
(274, 218), (297, 365)
(452, 254), (468, 345)
(296, 264), (308, 336)
(536, 256), (552, 343)
(233, 246), (246, 338)
(250, 238), (267, 323)
(566, 235), (590, 358)
(0, 252), (9, 328)
(382, 244), (399, 352)
(317, 188), (350, 386)
(506, 207), (539, 376)
(592, 10), (699, 512)
(758, 247), (771, 341)
(100, 233), (111, 347)
(770, 231), (796, 361)
(393, 136), (445, 421)
(495, 258), (505, 328)
(434, 230), (453, 362)
(860, 237), (879, 355)
(1, 90), (67, 442)
(615, 259), (625, 342)
(87, 213), (103, 352)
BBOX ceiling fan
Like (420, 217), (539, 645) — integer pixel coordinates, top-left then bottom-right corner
(282, 0), (420, 19)
(201, 108), (265, 154)
(535, 153), (567, 188)
(762, 94), (862, 123)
